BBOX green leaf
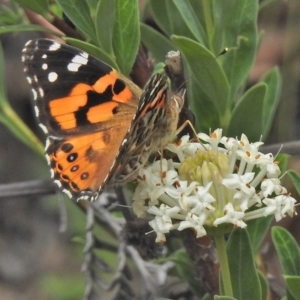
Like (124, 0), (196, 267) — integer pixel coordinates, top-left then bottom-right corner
(284, 276), (300, 300)
(171, 36), (229, 117)
(187, 0), (210, 39)
(0, 4), (23, 25)
(261, 67), (282, 138)
(140, 23), (175, 63)
(246, 215), (273, 253)
(188, 77), (220, 132)
(148, 1), (172, 36)
(286, 170), (300, 197)
(112, 0), (140, 75)
(64, 37), (118, 69)
(149, 0), (206, 46)
(14, 0), (49, 18)
(228, 82), (267, 141)
(276, 153), (290, 174)
(172, 0), (206, 43)
(56, 0), (97, 42)
(95, 0), (115, 56)
(272, 227), (300, 276)
(258, 270), (269, 300)
(0, 24), (63, 36)
(213, 0), (258, 100)
(227, 229), (262, 300)
(214, 296), (237, 300)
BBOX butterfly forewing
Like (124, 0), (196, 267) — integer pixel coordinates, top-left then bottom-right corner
(22, 39), (140, 137)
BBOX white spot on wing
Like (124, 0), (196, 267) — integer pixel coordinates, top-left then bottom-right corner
(62, 189), (72, 199)
(48, 72), (58, 82)
(39, 123), (48, 133)
(49, 42), (61, 51)
(67, 54), (89, 72)
(42, 54), (47, 59)
(79, 195), (90, 201)
(32, 89), (37, 100)
(34, 106), (39, 117)
(45, 138), (51, 150)
(74, 54), (89, 64)
(67, 63), (80, 72)
(49, 135), (63, 140)
(49, 168), (54, 177)
(42, 63), (48, 70)
(38, 87), (44, 97)
(24, 40), (32, 47)
(26, 76), (32, 84)
(54, 180), (62, 188)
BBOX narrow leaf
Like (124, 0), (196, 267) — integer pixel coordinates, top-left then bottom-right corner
(172, 36), (229, 116)
(95, 0), (115, 55)
(284, 276), (300, 300)
(286, 170), (300, 197)
(228, 83), (267, 141)
(149, 0), (206, 46)
(148, 0), (172, 36)
(112, 0), (140, 75)
(247, 216), (273, 253)
(14, 0), (49, 17)
(227, 229), (262, 300)
(172, 0), (206, 43)
(140, 23), (175, 63)
(276, 153), (290, 174)
(213, 0), (258, 100)
(272, 226), (300, 276)
(258, 271), (269, 300)
(56, 0), (97, 42)
(188, 77), (220, 132)
(261, 67), (282, 138)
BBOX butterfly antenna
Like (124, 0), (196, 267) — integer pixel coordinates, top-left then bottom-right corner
(176, 48), (228, 92)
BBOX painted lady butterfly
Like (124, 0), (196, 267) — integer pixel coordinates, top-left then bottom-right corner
(22, 39), (184, 201)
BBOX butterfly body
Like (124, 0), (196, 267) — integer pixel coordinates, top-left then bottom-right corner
(22, 39), (183, 201)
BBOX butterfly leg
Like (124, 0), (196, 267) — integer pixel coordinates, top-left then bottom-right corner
(176, 120), (207, 150)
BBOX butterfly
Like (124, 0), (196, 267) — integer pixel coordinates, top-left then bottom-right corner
(22, 39), (185, 201)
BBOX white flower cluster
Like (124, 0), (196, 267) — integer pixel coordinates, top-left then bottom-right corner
(132, 129), (296, 242)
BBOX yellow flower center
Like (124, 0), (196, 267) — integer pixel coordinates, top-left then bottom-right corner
(178, 150), (229, 185)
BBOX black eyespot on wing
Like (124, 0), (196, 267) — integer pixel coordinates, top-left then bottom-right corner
(67, 153), (78, 162)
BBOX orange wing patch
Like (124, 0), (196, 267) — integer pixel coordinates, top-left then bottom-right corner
(48, 70), (134, 130)
(48, 126), (128, 195)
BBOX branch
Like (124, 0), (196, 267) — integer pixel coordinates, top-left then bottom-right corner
(0, 179), (56, 199)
